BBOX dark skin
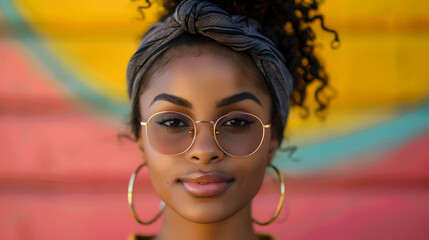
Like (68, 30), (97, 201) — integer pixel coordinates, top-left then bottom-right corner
(136, 44), (279, 240)
(128, 1), (338, 237)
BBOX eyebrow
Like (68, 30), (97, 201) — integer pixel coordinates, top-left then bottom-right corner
(150, 93), (193, 108)
(216, 92), (262, 108)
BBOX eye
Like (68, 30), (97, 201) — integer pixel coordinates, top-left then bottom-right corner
(155, 113), (191, 128)
(221, 114), (255, 127)
(223, 119), (247, 126)
(157, 119), (187, 127)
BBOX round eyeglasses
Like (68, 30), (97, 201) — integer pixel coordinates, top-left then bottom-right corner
(140, 111), (271, 157)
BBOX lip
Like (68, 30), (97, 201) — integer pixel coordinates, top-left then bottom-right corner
(178, 172), (234, 197)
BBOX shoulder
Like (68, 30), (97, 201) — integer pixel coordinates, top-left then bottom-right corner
(129, 233), (276, 240)
(257, 233), (277, 240)
(128, 234), (155, 240)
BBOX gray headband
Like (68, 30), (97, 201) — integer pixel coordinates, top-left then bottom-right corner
(127, 0), (293, 129)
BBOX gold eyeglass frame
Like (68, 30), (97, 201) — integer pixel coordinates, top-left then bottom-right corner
(140, 111), (271, 158)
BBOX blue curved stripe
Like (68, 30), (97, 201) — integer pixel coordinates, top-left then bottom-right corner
(274, 101), (429, 171)
(0, 0), (130, 118)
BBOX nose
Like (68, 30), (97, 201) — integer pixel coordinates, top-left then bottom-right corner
(186, 122), (224, 164)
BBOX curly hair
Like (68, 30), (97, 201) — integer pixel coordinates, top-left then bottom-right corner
(135, 0), (339, 116)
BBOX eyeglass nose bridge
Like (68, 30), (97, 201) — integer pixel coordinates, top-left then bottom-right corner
(193, 120), (220, 135)
(195, 120), (214, 124)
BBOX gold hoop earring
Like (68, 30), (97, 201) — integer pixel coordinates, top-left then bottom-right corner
(252, 164), (285, 226)
(128, 163), (165, 225)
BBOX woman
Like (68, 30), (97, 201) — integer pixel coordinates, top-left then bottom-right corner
(126, 0), (338, 239)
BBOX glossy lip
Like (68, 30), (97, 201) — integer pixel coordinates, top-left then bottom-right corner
(178, 171), (234, 197)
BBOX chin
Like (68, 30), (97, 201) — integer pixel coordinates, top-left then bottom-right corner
(174, 201), (244, 224)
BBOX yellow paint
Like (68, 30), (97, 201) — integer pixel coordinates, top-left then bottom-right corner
(319, 0), (429, 31)
(14, 0), (165, 102)
(12, 0), (429, 140)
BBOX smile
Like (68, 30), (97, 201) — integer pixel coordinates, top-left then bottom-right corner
(178, 172), (234, 197)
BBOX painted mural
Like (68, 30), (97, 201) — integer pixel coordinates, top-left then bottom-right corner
(1, 0), (428, 239)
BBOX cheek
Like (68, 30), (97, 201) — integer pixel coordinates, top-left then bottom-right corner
(248, 155), (269, 189)
(141, 139), (176, 200)
(236, 141), (272, 200)
(250, 134), (275, 189)
(145, 157), (181, 207)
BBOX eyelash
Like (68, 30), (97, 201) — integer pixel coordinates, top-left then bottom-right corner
(156, 117), (189, 128)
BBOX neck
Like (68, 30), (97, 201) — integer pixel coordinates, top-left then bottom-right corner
(155, 204), (259, 240)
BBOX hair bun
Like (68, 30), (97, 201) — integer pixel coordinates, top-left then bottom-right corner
(155, 0), (339, 116)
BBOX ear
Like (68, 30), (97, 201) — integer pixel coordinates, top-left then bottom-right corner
(266, 133), (279, 167)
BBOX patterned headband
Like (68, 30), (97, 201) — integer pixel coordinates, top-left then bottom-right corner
(127, 0), (293, 130)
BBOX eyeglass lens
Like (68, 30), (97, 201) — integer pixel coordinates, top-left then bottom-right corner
(146, 112), (264, 156)
(215, 113), (263, 156)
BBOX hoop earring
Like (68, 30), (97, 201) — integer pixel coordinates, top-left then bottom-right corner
(128, 163), (165, 225)
(252, 164), (285, 226)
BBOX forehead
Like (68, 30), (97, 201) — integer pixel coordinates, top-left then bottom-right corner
(150, 54), (248, 96)
(139, 44), (271, 118)
(151, 42), (263, 85)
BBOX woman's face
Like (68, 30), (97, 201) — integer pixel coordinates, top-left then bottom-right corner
(138, 45), (278, 224)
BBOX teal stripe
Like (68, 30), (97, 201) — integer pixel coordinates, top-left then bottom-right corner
(0, 0), (130, 118)
(274, 102), (429, 171)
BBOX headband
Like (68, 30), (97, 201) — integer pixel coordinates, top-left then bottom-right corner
(127, 0), (293, 130)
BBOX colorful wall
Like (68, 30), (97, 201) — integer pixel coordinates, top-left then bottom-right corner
(1, 0), (428, 239)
